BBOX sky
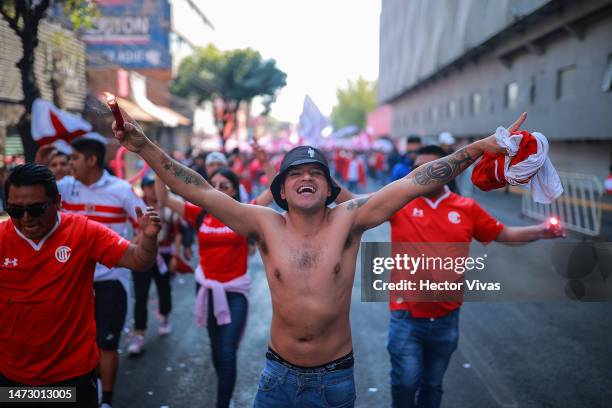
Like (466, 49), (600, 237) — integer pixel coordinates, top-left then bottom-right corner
(194, 0), (381, 123)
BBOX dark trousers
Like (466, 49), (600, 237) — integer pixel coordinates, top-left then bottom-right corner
(132, 255), (172, 331)
(206, 290), (248, 408)
(0, 370), (98, 408)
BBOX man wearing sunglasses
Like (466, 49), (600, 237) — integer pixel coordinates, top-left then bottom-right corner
(0, 163), (161, 407)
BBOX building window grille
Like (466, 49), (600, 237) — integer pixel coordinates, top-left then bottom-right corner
(529, 76), (536, 104)
(602, 54), (612, 93)
(556, 65), (576, 100)
(448, 100), (457, 119)
(505, 82), (519, 109)
(470, 93), (481, 115)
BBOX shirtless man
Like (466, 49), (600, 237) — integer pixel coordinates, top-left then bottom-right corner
(112, 112), (527, 408)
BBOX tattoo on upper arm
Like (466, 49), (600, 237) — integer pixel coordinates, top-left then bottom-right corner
(411, 148), (474, 186)
(346, 196), (370, 211)
(161, 154), (203, 186)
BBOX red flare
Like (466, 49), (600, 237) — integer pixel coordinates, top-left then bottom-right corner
(104, 92), (124, 131)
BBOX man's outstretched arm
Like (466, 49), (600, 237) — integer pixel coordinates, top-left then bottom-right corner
(111, 115), (270, 237)
(346, 113), (527, 230)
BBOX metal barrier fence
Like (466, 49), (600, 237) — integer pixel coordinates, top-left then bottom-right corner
(521, 171), (605, 236)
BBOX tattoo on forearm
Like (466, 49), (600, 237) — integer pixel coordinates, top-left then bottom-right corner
(346, 196), (370, 211)
(161, 154), (203, 186)
(411, 148), (475, 186)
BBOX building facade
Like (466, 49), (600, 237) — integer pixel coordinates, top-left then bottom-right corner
(378, 0), (612, 178)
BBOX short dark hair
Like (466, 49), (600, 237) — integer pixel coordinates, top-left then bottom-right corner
(416, 145), (448, 159)
(209, 167), (241, 202)
(406, 135), (422, 144)
(72, 138), (106, 169)
(50, 151), (70, 160)
(4, 163), (58, 201)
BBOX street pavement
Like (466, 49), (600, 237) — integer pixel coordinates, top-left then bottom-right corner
(109, 189), (610, 408)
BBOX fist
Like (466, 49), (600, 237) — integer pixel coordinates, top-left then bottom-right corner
(136, 206), (162, 238)
(111, 108), (148, 153)
(251, 139), (268, 163)
(539, 218), (566, 239)
(482, 112), (528, 155)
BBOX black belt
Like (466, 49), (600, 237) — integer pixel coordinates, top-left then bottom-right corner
(266, 347), (354, 373)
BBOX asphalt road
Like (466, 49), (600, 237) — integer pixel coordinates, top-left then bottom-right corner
(113, 190), (612, 408)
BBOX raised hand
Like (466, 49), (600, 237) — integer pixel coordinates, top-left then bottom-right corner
(111, 107), (149, 153)
(481, 112), (528, 155)
(136, 206), (162, 238)
(251, 138), (268, 164)
(34, 144), (58, 165)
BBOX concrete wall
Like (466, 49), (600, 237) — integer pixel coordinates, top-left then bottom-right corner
(379, 0), (612, 179)
(378, 0), (551, 103)
(389, 12), (612, 140)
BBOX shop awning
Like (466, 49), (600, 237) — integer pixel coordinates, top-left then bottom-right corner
(130, 72), (191, 127)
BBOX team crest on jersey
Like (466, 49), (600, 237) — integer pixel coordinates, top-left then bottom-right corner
(3, 258), (18, 267)
(448, 211), (461, 224)
(412, 208), (424, 217)
(55, 246), (72, 263)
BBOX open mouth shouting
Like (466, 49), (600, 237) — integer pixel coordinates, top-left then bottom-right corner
(297, 185), (316, 195)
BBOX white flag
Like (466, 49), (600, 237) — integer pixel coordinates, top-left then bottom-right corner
(298, 95), (328, 147)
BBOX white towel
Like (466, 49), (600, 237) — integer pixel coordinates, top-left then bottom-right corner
(495, 127), (563, 204)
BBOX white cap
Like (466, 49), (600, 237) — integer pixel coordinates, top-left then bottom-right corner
(205, 151), (228, 166)
(438, 132), (455, 145)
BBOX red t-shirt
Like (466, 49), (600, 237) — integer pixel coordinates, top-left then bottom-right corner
(0, 213), (129, 384)
(389, 189), (504, 318)
(184, 202), (248, 283)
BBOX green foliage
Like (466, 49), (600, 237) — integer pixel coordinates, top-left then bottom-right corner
(0, 0), (99, 32)
(62, 0), (100, 30)
(331, 77), (377, 130)
(171, 44), (287, 115)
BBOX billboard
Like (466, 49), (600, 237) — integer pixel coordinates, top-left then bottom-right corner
(83, 0), (171, 69)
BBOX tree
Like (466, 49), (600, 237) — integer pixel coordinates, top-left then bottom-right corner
(0, 0), (97, 161)
(172, 44), (287, 146)
(330, 77), (377, 131)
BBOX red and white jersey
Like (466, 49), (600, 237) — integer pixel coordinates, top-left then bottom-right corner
(57, 171), (144, 284)
(0, 213), (129, 384)
(389, 187), (505, 318)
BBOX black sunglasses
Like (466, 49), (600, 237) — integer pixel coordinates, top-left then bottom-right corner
(5, 202), (50, 219)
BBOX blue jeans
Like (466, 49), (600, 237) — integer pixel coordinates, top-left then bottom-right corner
(387, 309), (460, 408)
(207, 291), (248, 408)
(253, 358), (356, 408)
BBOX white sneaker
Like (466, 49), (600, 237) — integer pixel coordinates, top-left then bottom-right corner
(158, 319), (172, 336)
(100, 404), (112, 408)
(127, 335), (144, 355)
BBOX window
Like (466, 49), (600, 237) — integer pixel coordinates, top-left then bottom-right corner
(470, 93), (481, 115)
(432, 105), (439, 121)
(557, 65), (576, 100)
(448, 100), (457, 119)
(602, 54), (612, 92)
(504, 82), (519, 109)
(529, 76), (536, 104)
(487, 89), (495, 113)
